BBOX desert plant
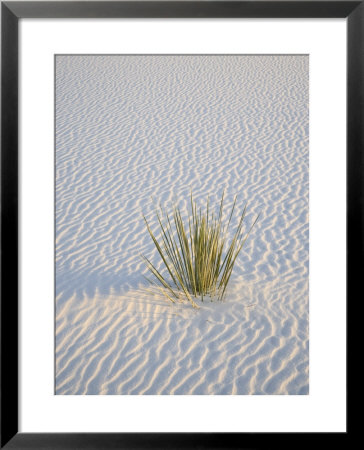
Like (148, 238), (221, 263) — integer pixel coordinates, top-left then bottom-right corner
(141, 192), (259, 308)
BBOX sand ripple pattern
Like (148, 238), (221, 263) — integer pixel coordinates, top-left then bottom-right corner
(56, 55), (308, 394)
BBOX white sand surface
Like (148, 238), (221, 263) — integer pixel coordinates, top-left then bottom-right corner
(56, 55), (309, 394)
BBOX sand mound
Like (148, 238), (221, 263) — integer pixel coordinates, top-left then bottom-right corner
(56, 55), (309, 394)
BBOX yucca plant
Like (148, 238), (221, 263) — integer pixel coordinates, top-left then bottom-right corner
(141, 192), (259, 308)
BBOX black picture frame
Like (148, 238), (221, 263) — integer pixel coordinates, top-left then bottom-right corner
(1, 1), (356, 448)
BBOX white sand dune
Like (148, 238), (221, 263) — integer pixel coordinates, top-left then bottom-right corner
(55, 55), (309, 395)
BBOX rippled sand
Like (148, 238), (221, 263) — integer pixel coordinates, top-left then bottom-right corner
(55, 55), (309, 395)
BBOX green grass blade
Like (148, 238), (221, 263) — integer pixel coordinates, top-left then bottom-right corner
(142, 192), (259, 307)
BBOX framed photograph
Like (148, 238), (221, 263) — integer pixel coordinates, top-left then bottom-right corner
(1, 1), (354, 448)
